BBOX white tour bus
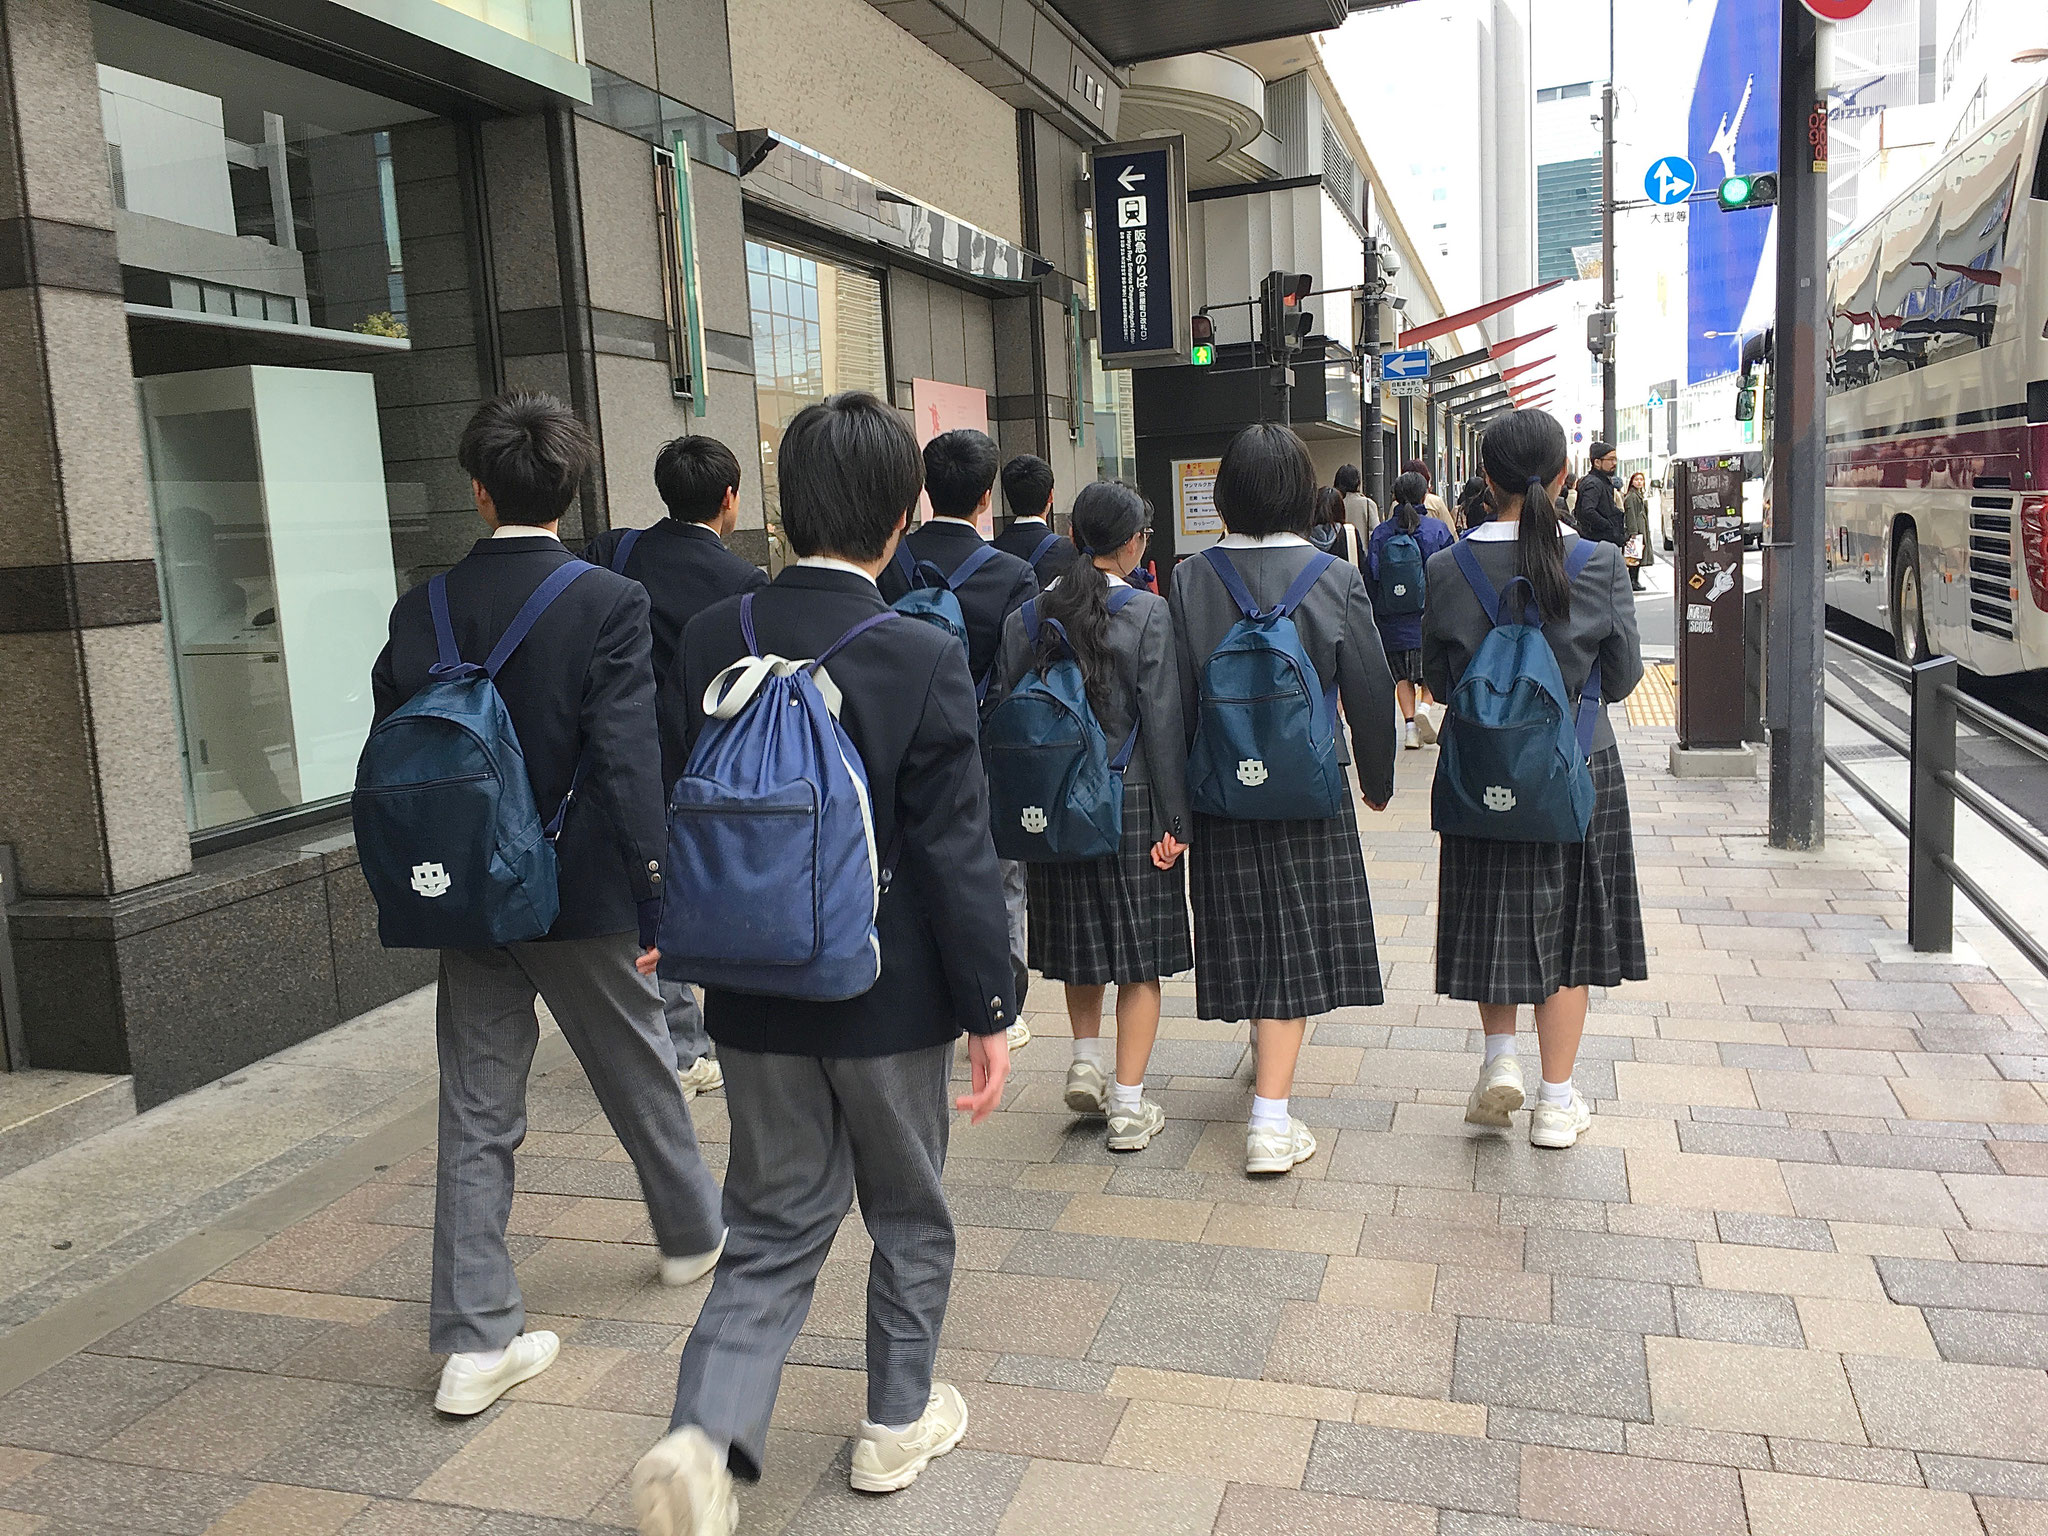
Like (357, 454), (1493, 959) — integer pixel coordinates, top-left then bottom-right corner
(1824, 81), (2048, 676)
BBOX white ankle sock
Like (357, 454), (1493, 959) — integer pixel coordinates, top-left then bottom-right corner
(1109, 1079), (1144, 1114)
(864, 1418), (916, 1435)
(1250, 1095), (1290, 1133)
(460, 1346), (508, 1371)
(1537, 1077), (1574, 1106)
(1483, 1034), (1517, 1064)
(1073, 1037), (1109, 1068)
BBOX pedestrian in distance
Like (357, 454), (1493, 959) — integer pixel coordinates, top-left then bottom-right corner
(1401, 457), (1458, 537)
(1334, 461), (1379, 532)
(366, 392), (725, 1418)
(632, 392), (1014, 1535)
(1309, 484), (1364, 565)
(992, 451), (1081, 585)
(986, 480), (1191, 1154)
(879, 429), (1038, 1047)
(1169, 423), (1398, 1176)
(1573, 440), (1626, 550)
(1623, 470), (1654, 592)
(1370, 471), (1455, 750)
(583, 434), (768, 1100)
(1421, 408), (1647, 1150)
(1456, 475), (1495, 533)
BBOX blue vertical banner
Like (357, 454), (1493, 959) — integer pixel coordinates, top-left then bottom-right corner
(1090, 137), (1191, 368)
(1687, 0), (1781, 384)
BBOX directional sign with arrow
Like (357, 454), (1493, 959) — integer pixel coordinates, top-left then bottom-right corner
(1090, 138), (1191, 367)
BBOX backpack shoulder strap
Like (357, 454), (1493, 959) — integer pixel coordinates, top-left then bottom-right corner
(1563, 536), (1598, 582)
(1020, 597), (1041, 647)
(609, 527), (643, 575)
(1452, 540), (1504, 626)
(482, 561), (597, 678)
(814, 608), (898, 669)
(1106, 585), (1140, 617)
(951, 542), (1001, 589)
(1200, 547), (1260, 619)
(427, 574), (471, 679)
(1563, 537), (1604, 758)
(1272, 551), (1337, 618)
(890, 542), (916, 590)
(1029, 530), (1063, 567)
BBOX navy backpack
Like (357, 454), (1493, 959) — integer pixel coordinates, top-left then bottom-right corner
(1186, 547), (1347, 821)
(353, 563), (594, 949)
(984, 589), (1139, 862)
(1377, 525), (1428, 616)
(1026, 530), (1065, 570)
(658, 596), (897, 1001)
(1431, 539), (1602, 843)
(890, 541), (1001, 697)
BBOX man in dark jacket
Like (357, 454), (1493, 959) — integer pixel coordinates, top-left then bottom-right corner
(1574, 442), (1626, 549)
(583, 434), (767, 1099)
(370, 392), (723, 1420)
(991, 452), (1079, 585)
(632, 391), (1012, 1529)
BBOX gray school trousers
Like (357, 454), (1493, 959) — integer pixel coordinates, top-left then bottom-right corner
(432, 933), (725, 1355)
(667, 1041), (955, 1480)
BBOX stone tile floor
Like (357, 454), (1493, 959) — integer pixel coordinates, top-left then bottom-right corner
(1, 719), (2047, 1534)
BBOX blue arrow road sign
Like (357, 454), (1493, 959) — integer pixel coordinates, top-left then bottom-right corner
(1644, 155), (1696, 206)
(1380, 348), (1430, 380)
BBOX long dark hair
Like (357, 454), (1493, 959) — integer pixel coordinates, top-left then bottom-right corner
(1035, 480), (1149, 717)
(1310, 485), (1347, 532)
(1456, 476), (1494, 528)
(1390, 470), (1426, 534)
(1479, 410), (1572, 622)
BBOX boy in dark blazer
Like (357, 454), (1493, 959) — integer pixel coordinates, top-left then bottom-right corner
(992, 452), (1080, 585)
(369, 393), (724, 1419)
(583, 434), (767, 1099)
(631, 392), (1013, 1533)
(879, 429), (1037, 1029)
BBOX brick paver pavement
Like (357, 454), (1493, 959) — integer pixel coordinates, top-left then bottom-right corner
(0, 719), (2045, 1534)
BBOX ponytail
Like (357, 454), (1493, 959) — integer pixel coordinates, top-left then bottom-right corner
(1036, 480), (1150, 717)
(1479, 410), (1573, 623)
(1390, 470), (1426, 536)
(1516, 475), (1572, 623)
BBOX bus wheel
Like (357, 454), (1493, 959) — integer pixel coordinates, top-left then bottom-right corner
(1891, 528), (1930, 665)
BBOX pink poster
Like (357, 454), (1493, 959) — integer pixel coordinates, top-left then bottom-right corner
(910, 378), (993, 533)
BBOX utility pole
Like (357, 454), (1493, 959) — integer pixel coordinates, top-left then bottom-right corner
(1360, 236), (1384, 513)
(1599, 0), (1618, 447)
(1768, 0), (1829, 849)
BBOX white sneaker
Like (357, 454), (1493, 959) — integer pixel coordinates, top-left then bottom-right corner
(1006, 1020), (1032, 1052)
(1415, 705), (1441, 745)
(1529, 1089), (1593, 1150)
(434, 1331), (559, 1415)
(678, 1057), (723, 1099)
(1464, 1054), (1526, 1128)
(660, 1231), (727, 1288)
(1105, 1097), (1166, 1152)
(849, 1382), (968, 1493)
(1063, 1057), (1108, 1114)
(1404, 720), (1421, 749)
(631, 1425), (738, 1536)
(1245, 1117), (1318, 1175)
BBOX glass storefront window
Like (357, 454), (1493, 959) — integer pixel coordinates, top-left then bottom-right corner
(95, 5), (492, 837)
(745, 237), (886, 564)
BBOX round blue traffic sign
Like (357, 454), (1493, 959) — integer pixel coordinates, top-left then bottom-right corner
(1644, 155), (1697, 206)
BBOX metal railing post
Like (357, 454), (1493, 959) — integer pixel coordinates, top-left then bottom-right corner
(1908, 656), (1957, 952)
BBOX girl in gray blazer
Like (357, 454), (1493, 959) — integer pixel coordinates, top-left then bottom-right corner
(1169, 425), (1399, 1177)
(988, 482), (1191, 1154)
(1421, 409), (1648, 1152)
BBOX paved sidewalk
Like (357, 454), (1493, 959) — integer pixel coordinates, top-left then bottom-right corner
(0, 718), (2046, 1535)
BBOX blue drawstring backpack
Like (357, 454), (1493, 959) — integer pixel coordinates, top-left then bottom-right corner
(658, 596), (897, 1001)
(1432, 539), (1602, 843)
(890, 541), (1001, 698)
(984, 589), (1139, 862)
(353, 563), (594, 949)
(1186, 548), (1347, 821)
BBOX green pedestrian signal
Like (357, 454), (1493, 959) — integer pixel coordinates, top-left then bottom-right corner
(1191, 342), (1214, 366)
(1717, 172), (1779, 211)
(1189, 312), (1215, 366)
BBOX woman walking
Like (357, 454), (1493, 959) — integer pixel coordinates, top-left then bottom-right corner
(1456, 476), (1494, 532)
(1422, 409), (1647, 1150)
(1369, 471), (1454, 750)
(1170, 424), (1397, 1175)
(988, 482), (1191, 1152)
(1309, 485), (1364, 565)
(1622, 471), (1653, 591)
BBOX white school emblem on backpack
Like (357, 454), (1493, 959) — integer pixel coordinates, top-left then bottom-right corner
(411, 862), (452, 898)
(1237, 759), (1268, 787)
(1020, 806), (1048, 834)
(1391, 583), (1409, 597)
(1483, 785), (1517, 813)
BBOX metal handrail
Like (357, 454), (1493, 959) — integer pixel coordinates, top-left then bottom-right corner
(1826, 630), (1914, 682)
(1946, 684), (2048, 761)
(1821, 688), (1912, 758)
(1822, 750), (1910, 836)
(1937, 767), (2048, 876)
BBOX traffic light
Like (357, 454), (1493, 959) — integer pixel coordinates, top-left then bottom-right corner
(1717, 172), (1779, 211)
(1190, 312), (1215, 367)
(1586, 307), (1615, 359)
(1259, 270), (1314, 359)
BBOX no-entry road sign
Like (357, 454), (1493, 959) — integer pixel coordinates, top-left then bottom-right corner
(1800, 0), (1875, 20)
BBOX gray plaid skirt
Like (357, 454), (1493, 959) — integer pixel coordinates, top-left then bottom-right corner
(1027, 781), (1193, 986)
(1435, 744), (1648, 1004)
(1189, 790), (1384, 1022)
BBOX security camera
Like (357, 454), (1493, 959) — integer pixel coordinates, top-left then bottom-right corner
(1389, 295), (1408, 312)
(1380, 248), (1402, 278)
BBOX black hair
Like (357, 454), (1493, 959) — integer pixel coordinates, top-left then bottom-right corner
(652, 434), (742, 523)
(1310, 485), (1347, 531)
(923, 429), (1000, 519)
(1479, 409), (1573, 623)
(1214, 423), (1316, 538)
(1333, 463), (1362, 495)
(777, 392), (922, 561)
(457, 391), (597, 525)
(1456, 475), (1495, 528)
(1034, 480), (1149, 719)
(1000, 454), (1056, 522)
(1390, 470), (1427, 534)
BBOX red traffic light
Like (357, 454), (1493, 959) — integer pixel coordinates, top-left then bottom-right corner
(1190, 313), (1215, 342)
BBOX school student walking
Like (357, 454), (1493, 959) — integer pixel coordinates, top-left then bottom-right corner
(985, 481), (1191, 1153)
(992, 452), (1081, 585)
(1421, 409), (1647, 1150)
(1169, 424), (1398, 1175)
(1370, 472), (1455, 750)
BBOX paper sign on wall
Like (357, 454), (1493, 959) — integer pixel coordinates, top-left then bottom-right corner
(1174, 457), (1223, 552)
(910, 378), (992, 534)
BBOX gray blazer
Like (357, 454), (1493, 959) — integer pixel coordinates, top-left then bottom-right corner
(1167, 542), (1399, 808)
(989, 584), (1193, 840)
(1419, 531), (1645, 755)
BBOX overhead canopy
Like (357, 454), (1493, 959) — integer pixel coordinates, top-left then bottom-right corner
(1397, 279), (1566, 349)
(1046, 0), (1416, 66)
(1500, 355), (1555, 382)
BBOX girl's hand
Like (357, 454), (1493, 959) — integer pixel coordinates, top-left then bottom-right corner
(1150, 833), (1188, 870)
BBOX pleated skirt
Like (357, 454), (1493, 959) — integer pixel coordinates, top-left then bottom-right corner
(1027, 781), (1193, 987)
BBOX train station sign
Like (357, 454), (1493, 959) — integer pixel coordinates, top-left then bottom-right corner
(1090, 136), (1192, 369)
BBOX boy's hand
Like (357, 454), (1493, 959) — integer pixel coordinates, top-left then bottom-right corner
(1149, 832), (1187, 870)
(636, 947), (661, 977)
(957, 1030), (1011, 1125)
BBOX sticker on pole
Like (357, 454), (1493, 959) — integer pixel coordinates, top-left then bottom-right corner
(1643, 156), (1696, 207)
(1799, 0), (1874, 18)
